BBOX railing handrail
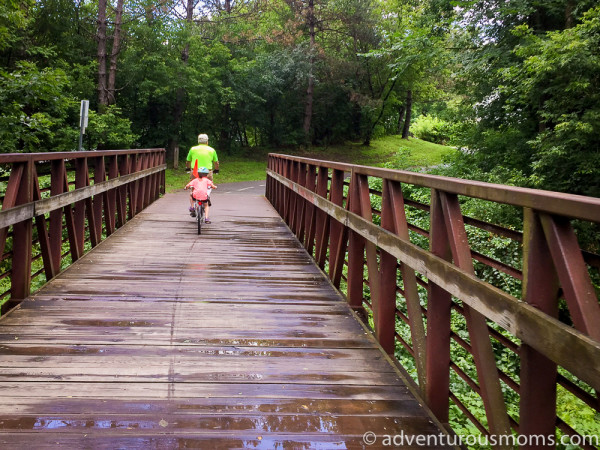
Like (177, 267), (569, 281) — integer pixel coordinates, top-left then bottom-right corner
(266, 167), (600, 390)
(0, 165), (165, 229)
(0, 148), (164, 164)
(266, 153), (600, 449)
(270, 153), (600, 222)
(0, 148), (166, 311)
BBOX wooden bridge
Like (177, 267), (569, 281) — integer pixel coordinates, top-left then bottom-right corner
(0, 149), (599, 448)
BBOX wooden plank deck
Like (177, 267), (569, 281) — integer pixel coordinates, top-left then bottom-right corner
(0, 183), (452, 448)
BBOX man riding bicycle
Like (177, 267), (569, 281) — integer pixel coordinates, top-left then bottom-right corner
(185, 167), (217, 223)
(186, 133), (219, 219)
(186, 134), (219, 181)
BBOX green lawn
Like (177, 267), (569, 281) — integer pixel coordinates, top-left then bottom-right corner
(165, 156), (269, 192)
(297, 135), (456, 168)
(165, 136), (456, 193)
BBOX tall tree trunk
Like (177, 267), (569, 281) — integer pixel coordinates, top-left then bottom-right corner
(401, 89), (412, 139)
(97, 0), (108, 108)
(396, 105), (406, 134)
(107, 0), (124, 105)
(366, 77), (397, 144)
(221, 104), (231, 151)
(565, 0), (575, 28)
(168, 0), (194, 162)
(302, 0), (315, 144)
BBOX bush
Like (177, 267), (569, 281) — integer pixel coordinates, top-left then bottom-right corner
(85, 106), (138, 150)
(411, 114), (453, 144)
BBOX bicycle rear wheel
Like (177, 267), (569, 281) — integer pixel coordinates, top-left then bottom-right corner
(196, 203), (202, 235)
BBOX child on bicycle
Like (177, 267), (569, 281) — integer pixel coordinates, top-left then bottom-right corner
(185, 166), (217, 223)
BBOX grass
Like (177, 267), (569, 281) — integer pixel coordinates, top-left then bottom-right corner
(165, 156), (268, 193)
(297, 135), (456, 168)
(165, 136), (456, 193)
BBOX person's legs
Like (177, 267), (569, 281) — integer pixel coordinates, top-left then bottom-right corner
(204, 203), (210, 222)
(188, 193), (195, 216)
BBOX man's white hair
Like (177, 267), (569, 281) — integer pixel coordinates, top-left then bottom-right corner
(198, 134), (209, 144)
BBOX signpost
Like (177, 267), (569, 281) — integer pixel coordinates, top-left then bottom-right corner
(78, 100), (89, 151)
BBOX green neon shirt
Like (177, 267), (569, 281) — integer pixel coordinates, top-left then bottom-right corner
(186, 144), (218, 170)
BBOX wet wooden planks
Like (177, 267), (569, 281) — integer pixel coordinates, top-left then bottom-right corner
(0, 187), (452, 448)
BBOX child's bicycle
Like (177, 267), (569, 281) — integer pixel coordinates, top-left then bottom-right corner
(194, 199), (209, 235)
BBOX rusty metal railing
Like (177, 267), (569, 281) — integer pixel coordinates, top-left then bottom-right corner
(0, 149), (166, 313)
(266, 153), (600, 449)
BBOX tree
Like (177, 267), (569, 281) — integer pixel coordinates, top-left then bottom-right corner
(0, 62), (77, 152)
(107, 0), (125, 105)
(97, 0), (109, 106)
(362, 0), (448, 143)
(280, 0), (324, 144)
(500, 7), (600, 196)
(448, 0), (600, 196)
(167, 0), (197, 160)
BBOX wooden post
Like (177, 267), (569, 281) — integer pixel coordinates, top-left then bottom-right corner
(313, 167), (330, 269)
(117, 154), (129, 227)
(93, 156), (106, 243)
(328, 169), (347, 288)
(106, 155), (118, 235)
(8, 160), (33, 304)
(346, 171), (365, 308)
(380, 179), (427, 392)
(129, 154), (138, 217)
(425, 189), (453, 423)
(63, 165), (81, 262)
(74, 158), (88, 250)
(32, 172), (57, 281)
(49, 160), (66, 271)
(295, 162), (307, 244)
(357, 174), (381, 322)
(438, 191), (511, 442)
(304, 164), (317, 255)
(288, 161), (298, 233)
(159, 150), (166, 195)
(520, 208), (559, 447)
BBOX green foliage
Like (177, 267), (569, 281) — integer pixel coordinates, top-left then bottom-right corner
(410, 115), (454, 145)
(229, 47), (309, 147)
(0, 0), (32, 52)
(501, 8), (600, 196)
(85, 106), (138, 150)
(0, 61), (77, 152)
(449, 1), (600, 198)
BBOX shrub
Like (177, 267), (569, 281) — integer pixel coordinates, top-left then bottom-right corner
(411, 114), (453, 144)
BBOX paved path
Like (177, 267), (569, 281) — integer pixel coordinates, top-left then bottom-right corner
(0, 188), (451, 448)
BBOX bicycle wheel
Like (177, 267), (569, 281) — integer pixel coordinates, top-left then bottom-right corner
(196, 202), (202, 235)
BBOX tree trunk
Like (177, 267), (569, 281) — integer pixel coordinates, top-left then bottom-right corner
(221, 104), (230, 152)
(302, 0), (315, 145)
(107, 0), (124, 105)
(396, 105), (406, 134)
(565, 0), (575, 28)
(168, 0), (194, 162)
(401, 89), (412, 139)
(96, 0), (108, 108)
(362, 128), (371, 146)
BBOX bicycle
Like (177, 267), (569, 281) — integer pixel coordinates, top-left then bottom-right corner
(194, 199), (208, 235)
